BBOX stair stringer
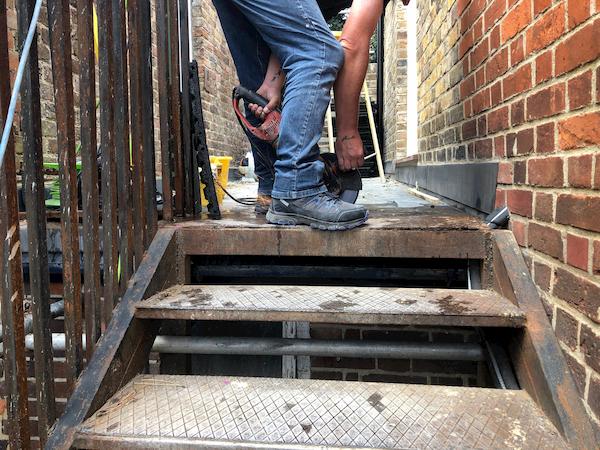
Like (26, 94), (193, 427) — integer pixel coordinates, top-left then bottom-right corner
(492, 230), (596, 449)
(45, 228), (181, 450)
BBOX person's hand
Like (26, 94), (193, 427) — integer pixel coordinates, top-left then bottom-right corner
(335, 132), (365, 172)
(249, 79), (282, 120)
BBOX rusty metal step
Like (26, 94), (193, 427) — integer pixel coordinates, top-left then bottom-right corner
(74, 374), (568, 449)
(136, 285), (525, 327)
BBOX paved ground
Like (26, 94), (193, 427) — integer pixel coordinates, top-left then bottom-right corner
(221, 178), (433, 213)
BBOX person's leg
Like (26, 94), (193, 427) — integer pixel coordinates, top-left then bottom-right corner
(212, 0), (276, 198)
(228, 0), (344, 200)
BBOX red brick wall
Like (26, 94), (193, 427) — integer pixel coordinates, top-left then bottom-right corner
(310, 325), (485, 386)
(417, 0), (600, 429)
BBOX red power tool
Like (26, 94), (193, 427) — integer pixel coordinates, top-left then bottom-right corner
(232, 85), (362, 203)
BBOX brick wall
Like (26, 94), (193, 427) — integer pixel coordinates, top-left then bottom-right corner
(310, 324), (485, 386)
(191, 0), (247, 164)
(417, 0), (600, 429)
(383, 2), (408, 166)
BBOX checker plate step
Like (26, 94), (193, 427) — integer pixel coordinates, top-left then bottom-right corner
(75, 375), (567, 449)
(136, 285), (525, 327)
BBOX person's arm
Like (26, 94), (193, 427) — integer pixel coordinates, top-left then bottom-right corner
(249, 53), (285, 119)
(334, 0), (384, 171)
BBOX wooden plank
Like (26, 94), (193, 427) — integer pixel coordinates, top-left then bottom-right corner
(77, 0), (101, 356)
(156, 0), (173, 221)
(17, 0), (56, 443)
(112, 0), (134, 292)
(97, 0), (119, 326)
(139, 0), (158, 244)
(168, 0), (184, 216)
(137, 285), (524, 327)
(493, 231), (597, 449)
(0, 3), (30, 445)
(47, 0), (84, 393)
(45, 228), (180, 450)
(128, 0), (146, 266)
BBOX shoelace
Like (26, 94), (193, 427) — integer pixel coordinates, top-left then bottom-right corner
(306, 192), (342, 211)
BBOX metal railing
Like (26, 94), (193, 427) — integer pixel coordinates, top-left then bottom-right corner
(0, 0), (199, 446)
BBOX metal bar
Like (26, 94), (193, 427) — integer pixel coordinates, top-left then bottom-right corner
(168, 0), (184, 216)
(98, 0), (119, 324)
(128, 0), (146, 266)
(376, 16), (384, 155)
(189, 60), (220, 218)
(151, 336), (486, 361)
(0, 300), (64, 343)
(179, 0), (194, 215)
(0, 3), (30, 445)
(17, 0), (55, 442)
(78, 0), (101, 358)
(113, 0), (133, 292)
(156, 0), (173, 221)
(139, 0), (158, 244)
(25, 334), (486, 362)
(47, 0), (84, 391)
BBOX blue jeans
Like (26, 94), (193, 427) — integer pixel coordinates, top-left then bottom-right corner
(212, 0), (344, 199)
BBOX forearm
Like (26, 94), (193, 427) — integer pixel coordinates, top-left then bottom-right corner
(263, 53), (284, 90)
(333, 0), (383, 137)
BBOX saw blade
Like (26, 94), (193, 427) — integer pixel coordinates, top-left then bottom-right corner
(320, 153), (362, 204)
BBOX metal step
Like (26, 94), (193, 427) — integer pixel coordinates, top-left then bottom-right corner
(74, 374), (568, 449)
(136, 285), (525, 327)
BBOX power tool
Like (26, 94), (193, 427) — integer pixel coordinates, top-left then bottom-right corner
(232, 85), (362, 203)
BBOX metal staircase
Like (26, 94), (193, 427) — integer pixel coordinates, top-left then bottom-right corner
(45, 206), (597, 449)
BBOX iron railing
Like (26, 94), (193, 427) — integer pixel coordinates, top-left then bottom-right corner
(0, 0), (200, 446)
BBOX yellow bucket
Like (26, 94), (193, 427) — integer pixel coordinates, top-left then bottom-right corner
(201, 156), (232, 206)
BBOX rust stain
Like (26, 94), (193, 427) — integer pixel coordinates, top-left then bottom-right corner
(319, 299), (357, 310)
(184, 292), (213, 306)
(367, 392), (386, 413)
(433, 294), (473, 315)
(396, 298), (417, 306)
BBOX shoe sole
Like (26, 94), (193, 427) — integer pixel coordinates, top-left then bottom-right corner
(266, 210), (369, 231)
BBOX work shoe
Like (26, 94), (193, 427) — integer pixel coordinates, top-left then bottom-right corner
(254, 194), (272, 215)
(266, 192), (368, 231)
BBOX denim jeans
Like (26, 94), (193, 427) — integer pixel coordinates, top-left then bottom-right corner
(212, 0), (344, 199)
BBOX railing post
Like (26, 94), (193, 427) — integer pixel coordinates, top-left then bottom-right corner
(78, 0), (102, 355)
(0, 2), (30, 446)
(157, 0), (174, 222)
(128, 0), (146, 265)
(113, 0), (134, 292)
(139, 0), (158, 243)
(168, 0), (185, 216)
(97, 0), (119, 324)
(17, 0), (56, 444)
(47, 0), (84, 392)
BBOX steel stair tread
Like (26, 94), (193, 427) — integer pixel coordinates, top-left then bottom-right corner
(74, 374), (568, 449)
(135, 285), (525, 327)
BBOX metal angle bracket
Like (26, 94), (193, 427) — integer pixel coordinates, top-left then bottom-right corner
(189, 60), (220, 219)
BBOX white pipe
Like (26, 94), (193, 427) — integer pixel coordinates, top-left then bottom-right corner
(0, 0), (44, 170)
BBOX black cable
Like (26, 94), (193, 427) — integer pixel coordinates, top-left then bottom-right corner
(215, 180), (257, 206)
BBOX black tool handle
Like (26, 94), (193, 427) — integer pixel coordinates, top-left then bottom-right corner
(235, 85), (269, 108)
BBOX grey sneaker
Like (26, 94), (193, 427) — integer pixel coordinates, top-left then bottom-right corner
(266, 192), (368, 231)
